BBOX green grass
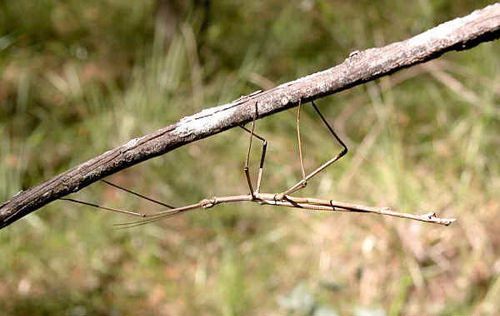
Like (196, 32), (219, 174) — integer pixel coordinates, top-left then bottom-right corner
(1, 1), (499, 315)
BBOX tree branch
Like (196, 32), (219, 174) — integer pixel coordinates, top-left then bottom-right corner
(1, 4), (499, 229)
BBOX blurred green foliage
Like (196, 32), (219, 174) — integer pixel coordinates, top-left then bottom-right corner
(0, 1), (498, 315)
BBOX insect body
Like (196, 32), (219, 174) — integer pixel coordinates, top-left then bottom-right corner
(62, 100), (455, 227)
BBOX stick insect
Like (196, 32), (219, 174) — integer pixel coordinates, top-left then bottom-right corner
(61, 100), (455, 227)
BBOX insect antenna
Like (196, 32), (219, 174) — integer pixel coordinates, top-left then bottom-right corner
(60, 179), (178, 225)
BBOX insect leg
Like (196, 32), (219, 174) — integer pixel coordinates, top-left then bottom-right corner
(278, 100), (348, 198)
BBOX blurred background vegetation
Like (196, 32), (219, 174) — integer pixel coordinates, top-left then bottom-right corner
(0, 0), (498, 315)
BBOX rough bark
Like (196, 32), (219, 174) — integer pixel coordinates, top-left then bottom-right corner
(1, 4), (499, 229)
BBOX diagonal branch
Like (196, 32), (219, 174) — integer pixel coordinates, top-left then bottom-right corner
(1, 3), (499, 229)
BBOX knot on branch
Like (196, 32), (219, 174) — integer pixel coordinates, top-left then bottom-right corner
(201, 197), (217, 209)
